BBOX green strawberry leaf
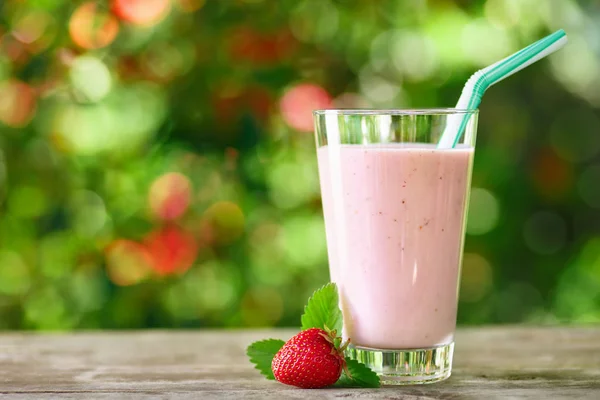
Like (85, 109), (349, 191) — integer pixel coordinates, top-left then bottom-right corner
(334, 358), (381, 388)
(246, 339), (285, 380)
(301, 282), (343, 333)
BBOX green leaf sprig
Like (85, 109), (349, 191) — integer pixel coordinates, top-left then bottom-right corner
(246, 283), (380, 388)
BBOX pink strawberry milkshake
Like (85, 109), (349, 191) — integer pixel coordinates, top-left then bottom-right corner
(317, 144), (474, 350)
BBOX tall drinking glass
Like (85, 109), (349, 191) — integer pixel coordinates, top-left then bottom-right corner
(314, 109), (478, 385)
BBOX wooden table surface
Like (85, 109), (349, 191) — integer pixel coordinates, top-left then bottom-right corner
(1, 327), (599, 399)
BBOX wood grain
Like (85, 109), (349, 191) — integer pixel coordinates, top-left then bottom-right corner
(1, 327), (599, 399)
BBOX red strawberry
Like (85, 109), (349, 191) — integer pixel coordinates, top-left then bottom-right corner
(271, 328), (349, 389)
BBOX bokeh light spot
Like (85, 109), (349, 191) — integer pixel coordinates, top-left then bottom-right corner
(248, 222), (290, 286)
(145, 225), (199, 276)
(333, 93), (370, 109)
(190, 261), (238, 315)
(105, 239), (152, 286)
(241, 287), (283, 327)
(106, 83), (168, 147)
(161, 257), (238, 321)
(40, 232), (77, 279)
(24, 287), (69, 329)
(280, 83), (331, 132)
(69, 269), (108, 313)
(48, 83), (167, 155)
(7, 185), (48, 219)
(69, 2), (119, 50)
(69, 190), (108, 237)
(13, 11), (49, 44)
(149, 172), (192, 221)
(228, 28), (297, 65)
(523, 211), (567, 255)
(424, 6), (471, 69)
(0, 251), (30, 295)
(554, 238), (600, 321)
(51, 103), (112, 155)
(212, 84), (273, 126)
(112, 0), (171, 27)
(162, 284), (195, 320)
(278, 214), (327, 269)
(203, 201), (245, 245)
(484, 0), (520, 29)
(531, 147), (573, 199)
(142, 42), (189, 81)
(550, 35), (600, 106)
(12, 10), (56, 53)
(460, 253), (493, 303)
(466, 188), (500, 235)
(461, 19), (515, 67)
(25, 139), (58, 170)
(577, 238), (600, 281)
(268, 159), (320, 210)
(249, 223), (280, 250)
(369, 30), (395, 73)
(70, 55), (112, 103)
(0, 79), (36, 127)
(391, 30), (439, 82)
(359, 67), (403, 105)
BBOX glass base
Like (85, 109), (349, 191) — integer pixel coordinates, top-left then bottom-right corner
(345, 342), (454, 385)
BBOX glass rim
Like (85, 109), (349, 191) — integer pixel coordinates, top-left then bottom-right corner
(313, 108), (479, 116)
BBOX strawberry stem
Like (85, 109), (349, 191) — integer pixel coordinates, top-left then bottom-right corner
(318, 332), (334, 345)
(342, 360), (352, 379)
(333, 337), (341, 348)
(339, 338), (350, 353)
(320, 328), (352, 379)
(338, 341), (352, 379)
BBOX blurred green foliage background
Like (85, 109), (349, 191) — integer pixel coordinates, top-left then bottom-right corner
(0, 0), (599, 330)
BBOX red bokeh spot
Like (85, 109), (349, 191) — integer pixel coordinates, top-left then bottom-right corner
(148, 172), (192, 221)
(145, 225), (199, 276)
(532, 147), (573, 199)
(280, 83), (332, 132)
(112, 0), (171, 27)
(228, 27), (297, 65)
(116, 56), (142, 81)
(0, 34), (29, 65)
(246, 86), (274, 122)
(105, 239), (153, 286)
(212, 84), (273, 125)
(69, 2), (119, 50)
(0, 80), (37, 127)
